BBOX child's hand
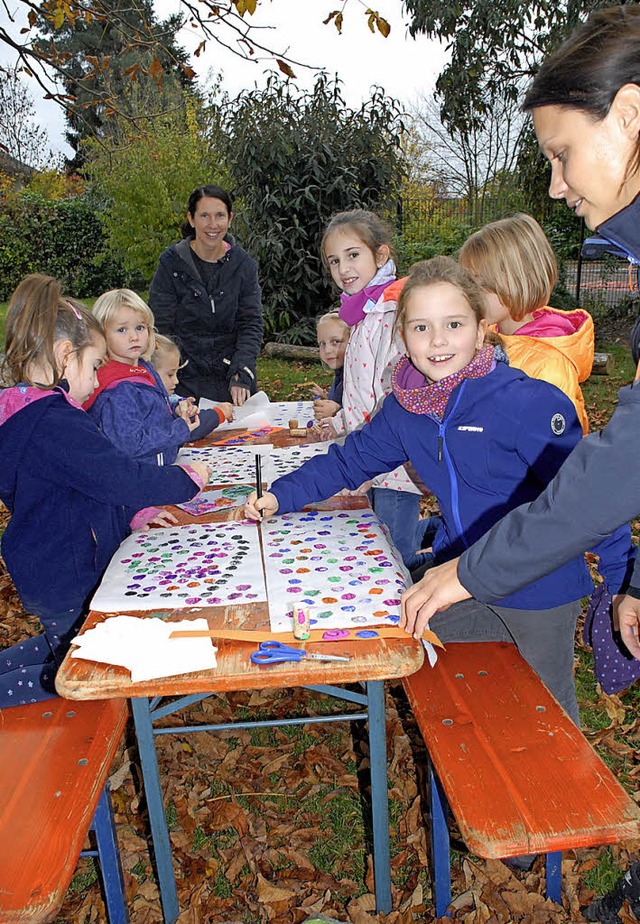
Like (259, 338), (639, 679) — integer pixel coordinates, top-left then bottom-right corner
(143, 509), (179, 530)
(313, 399), (340, 420)
(318, 419), (338, 441)
(186, 412), (201, 433)
(177, 397), (198, 419)
(218, 401), (234, 421)
(310, 382), (329, 400)
(189, 461), (212, 487)
(243, 491), (279, 520)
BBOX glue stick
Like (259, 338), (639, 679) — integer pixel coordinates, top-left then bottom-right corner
(293, 605), (310, 640)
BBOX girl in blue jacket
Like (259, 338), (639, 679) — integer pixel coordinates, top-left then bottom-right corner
(0, 275), (212, 707)
(85, 289), (232, 464)
(245, 257), (634, 723)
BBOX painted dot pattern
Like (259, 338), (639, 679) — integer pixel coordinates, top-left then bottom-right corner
(263, 509), (408, 634)
(91, 522), (266, 612)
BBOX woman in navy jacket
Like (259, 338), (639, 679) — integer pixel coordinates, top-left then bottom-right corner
(149, 184), (264, 405)
(399, 5), (640, 661)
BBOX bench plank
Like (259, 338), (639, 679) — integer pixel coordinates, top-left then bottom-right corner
(0, 697), (128, 923)
(404, 642), (640, 859)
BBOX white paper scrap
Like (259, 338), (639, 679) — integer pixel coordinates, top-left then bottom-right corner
(70, 615), (218, 682)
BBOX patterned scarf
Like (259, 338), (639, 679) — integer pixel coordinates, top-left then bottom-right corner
(392, 344), (496, 420)
(338, 259), (397, 328)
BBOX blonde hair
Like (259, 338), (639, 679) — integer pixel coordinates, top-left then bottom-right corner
(395, 256), (488, 335)
(320, 209), (396, 273)
(151, 333), (181, 368)
(92, 289), (156, 360)
(316, 310), (349, 334)
(2, 274), (103, 388)
(459, 214), (558, 321)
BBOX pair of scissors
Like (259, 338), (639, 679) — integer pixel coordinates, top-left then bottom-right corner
(251, 640), (350, 666)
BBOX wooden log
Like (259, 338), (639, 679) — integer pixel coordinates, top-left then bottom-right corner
(262, 342), (320, 361)
(591, 352), (612, 375)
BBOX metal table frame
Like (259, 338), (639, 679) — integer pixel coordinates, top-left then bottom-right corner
(131, 679), (392, 924)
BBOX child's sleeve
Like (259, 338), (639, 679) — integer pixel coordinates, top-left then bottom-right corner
(272, 398), (408, 513)
(187, 407), (226, 441)
(93, 384), (191, 463)
(44, 405), (200, 509)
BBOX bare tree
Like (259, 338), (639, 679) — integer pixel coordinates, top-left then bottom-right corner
(408, 87), (527, 221)
(0, 64), (56, 169)
(0, 0), (391, 142)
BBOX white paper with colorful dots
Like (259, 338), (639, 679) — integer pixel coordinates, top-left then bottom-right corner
(261, 508), (409, 633)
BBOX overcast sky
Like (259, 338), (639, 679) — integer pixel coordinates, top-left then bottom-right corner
(1, 0), (449, 157)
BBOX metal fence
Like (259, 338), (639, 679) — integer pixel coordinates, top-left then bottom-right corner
(398, 193), (639, 317)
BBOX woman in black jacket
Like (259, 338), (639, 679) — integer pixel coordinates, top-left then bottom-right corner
(149, 184), (264, 405)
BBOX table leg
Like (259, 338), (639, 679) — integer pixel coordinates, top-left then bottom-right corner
(367, 680), (392, 914)
(131, 697), (179, 924)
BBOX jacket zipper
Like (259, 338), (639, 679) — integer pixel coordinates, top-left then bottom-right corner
(437, 382), (468, 547)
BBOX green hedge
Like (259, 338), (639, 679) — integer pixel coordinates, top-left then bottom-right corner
(0, 192), (135, 301)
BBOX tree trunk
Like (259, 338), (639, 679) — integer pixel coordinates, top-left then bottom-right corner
(262, 342), (320, 361)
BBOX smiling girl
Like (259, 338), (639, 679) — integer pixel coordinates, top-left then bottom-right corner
(317, 209), (425, 570)
(244, 257), (634, 721)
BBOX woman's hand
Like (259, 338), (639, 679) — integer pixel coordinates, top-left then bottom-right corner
(400, 558), (470, 638)
(230, 378), (250, 406)
(615, 594), (640, 660)
(314, 399), (341, 420)
(243, 491), (279, 520)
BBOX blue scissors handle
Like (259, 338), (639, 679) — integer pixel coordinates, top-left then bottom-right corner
(251, 640), (305, 665)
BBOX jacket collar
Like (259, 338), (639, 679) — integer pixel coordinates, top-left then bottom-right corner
(596, 193), (640, 263)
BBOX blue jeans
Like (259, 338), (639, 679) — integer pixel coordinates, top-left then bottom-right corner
(370, 487), (432, 572)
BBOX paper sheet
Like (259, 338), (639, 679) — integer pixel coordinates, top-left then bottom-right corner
(177, 443), (271, 486)
(200, 392), (316, 432)
(265, 443), (331, 486)
(177, 484), (254, 515)
(70, 615), (218, 682)
(90, 521), (267, 612)
(262, 508), (410, 633)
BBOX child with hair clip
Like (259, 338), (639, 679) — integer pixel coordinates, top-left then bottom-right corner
(459, 213), (594, 434)
(310, 310), (350, 421)
(85, 289), (233, 464)
(150, 332), (234, 442)
(245, 257), (635, 724)
(316, 209), (426, 570)
(0, 274), (212, 707)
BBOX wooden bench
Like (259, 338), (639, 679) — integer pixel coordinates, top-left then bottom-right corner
(0, 697), (130, 923)
(403, 641), (640, 917)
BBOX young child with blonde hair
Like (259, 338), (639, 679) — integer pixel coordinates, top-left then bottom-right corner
(310, 310), (350, 421)
(85, 289), (232, 463)
(459, 213), (593, 433)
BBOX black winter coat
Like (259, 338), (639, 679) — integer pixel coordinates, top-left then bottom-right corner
(149, 236), (264, 402)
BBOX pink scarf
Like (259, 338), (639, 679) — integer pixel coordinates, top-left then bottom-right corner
(338, 259), (396, 328)
(392, 345), (496, 420)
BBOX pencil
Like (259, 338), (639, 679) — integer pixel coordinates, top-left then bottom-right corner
(255, 453), (263, 519)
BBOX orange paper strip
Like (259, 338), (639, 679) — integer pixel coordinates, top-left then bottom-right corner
(169, 625), (444, 649)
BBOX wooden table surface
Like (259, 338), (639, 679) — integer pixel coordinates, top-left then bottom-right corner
(56, 423), (424, 700)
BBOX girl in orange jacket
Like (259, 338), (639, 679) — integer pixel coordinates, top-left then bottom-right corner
(459, 213), (593, 434)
